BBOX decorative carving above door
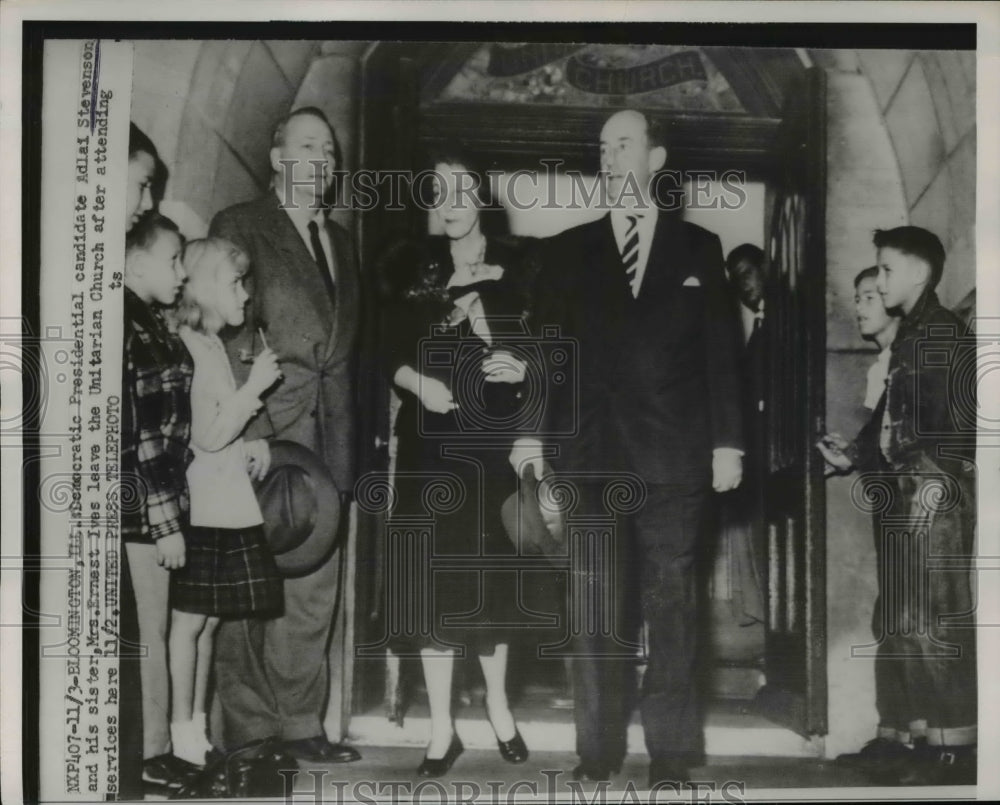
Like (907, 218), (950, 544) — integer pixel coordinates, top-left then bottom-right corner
(435, 44), (746, 113)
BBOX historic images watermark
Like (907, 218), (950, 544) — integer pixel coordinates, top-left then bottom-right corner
(282, 769), (749, 805)
(274, 161), (751, 214)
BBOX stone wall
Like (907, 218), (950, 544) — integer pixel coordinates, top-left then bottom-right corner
(816, 49), (977, 314)
(130, 40), (363, 238)
(817, 49), (976, 757)
(861, 49), (976, 309)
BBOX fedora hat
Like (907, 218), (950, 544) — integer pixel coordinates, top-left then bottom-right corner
(252, 440), (341, 577)
(501, 462), (566, 562)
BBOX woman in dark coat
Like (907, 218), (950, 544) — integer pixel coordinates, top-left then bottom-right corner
(383, 151), (533, 776)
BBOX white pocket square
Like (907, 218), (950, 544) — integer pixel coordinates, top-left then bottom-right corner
(682, 275), (701, 287)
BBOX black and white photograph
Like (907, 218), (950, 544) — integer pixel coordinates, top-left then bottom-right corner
(2, 2), (999, 803)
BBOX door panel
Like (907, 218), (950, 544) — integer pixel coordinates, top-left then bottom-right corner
(351, 48), (422, 716)
(755, 67), (827, 736)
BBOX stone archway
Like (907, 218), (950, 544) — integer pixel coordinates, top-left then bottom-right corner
(132, 40), (365, 237)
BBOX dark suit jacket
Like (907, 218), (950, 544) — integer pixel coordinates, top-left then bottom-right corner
(209, 193), (360, 489)
(741, 312), (767, 480)
(533, 211), (743, 485)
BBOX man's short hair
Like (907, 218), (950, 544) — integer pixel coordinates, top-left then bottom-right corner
(873, 226), (945, 290)
(726, 243), (765, 276)
(129, 122), (158, 161)
(854, 265), (879, 287)
(126, 212), (181, 256)
(271, 106), (343, 167)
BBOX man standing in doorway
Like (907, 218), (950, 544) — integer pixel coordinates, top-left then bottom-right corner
(209, 107), (362, 764)
(725, 243), (768, 627)
(523, 110), (744, 788)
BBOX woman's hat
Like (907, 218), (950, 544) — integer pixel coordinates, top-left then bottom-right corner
(253, 440), (341, 577)
(501, 463), (567, 562)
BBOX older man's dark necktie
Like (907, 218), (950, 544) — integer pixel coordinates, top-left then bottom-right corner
(307, 219), (337, 304)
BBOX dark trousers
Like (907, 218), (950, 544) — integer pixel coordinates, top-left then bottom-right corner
(871, 511), (913, 737)
(570, 480), (638, 771)
(572, 481), (709, 767)
(635, 483), (709, 763)
(212, 542), (346, 749)
(873, 469), (977, 744)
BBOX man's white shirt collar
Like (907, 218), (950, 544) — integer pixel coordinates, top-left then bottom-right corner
(277, 189), (333, 270)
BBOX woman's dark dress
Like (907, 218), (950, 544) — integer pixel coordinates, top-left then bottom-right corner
(384, 236), (531, 655)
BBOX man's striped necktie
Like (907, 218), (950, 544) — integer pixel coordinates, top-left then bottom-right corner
(621, 213), (641, 297)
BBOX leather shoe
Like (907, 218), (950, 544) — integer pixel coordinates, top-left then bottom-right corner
(417, 734), (464, 777)
(648, 759), (691, 790)
(283, 735), (361, 764)
(836, 737), (913, 769)
(169, 738), (298, 799)
(497, 730), (529, 763)
(572, 762), (614, 782)
(895, 744), (976, 786)
(142, 753), (202, 790)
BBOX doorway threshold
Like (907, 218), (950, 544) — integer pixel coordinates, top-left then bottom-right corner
(347, 696), (822, 759)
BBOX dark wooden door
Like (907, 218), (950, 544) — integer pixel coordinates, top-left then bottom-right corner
(350, 46), (423, 716)
(755, 66), (828, 736)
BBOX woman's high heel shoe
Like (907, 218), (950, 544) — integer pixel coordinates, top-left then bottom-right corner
(416, 735), (464, 777)
(497, 729), (529, 764)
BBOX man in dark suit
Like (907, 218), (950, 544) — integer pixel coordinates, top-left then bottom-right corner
(208, 107), (361, 764)
(724, 243), (767, 626)
(521, 109), (743, 787)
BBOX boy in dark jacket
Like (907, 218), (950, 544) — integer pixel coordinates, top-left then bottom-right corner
(831, 227), (977, 785)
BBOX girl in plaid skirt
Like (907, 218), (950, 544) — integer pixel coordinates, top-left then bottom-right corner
(167, 238), (284, 766)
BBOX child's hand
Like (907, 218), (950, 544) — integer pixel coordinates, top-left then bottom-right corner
(508, 438), (546, 479)
(247, 347), (282, 397)
(816, 433), (853, 472)
(155, 532), (186, 570)
(244, 439), (271, 481)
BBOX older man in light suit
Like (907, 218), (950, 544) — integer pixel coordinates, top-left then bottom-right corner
(209, 107), (361, 764)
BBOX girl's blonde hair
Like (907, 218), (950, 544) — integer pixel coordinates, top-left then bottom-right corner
(174, 237), (250, 332)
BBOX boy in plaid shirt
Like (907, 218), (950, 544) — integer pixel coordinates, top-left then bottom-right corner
(121, 213), (197, 787)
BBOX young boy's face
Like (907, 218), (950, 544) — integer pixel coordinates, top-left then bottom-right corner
(213, 262), (251, 328)
(126, 151), (156, 232)
(876, 246), (928, 311)
(855, 276), (894, 338)
(131, 229), (185, 305)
